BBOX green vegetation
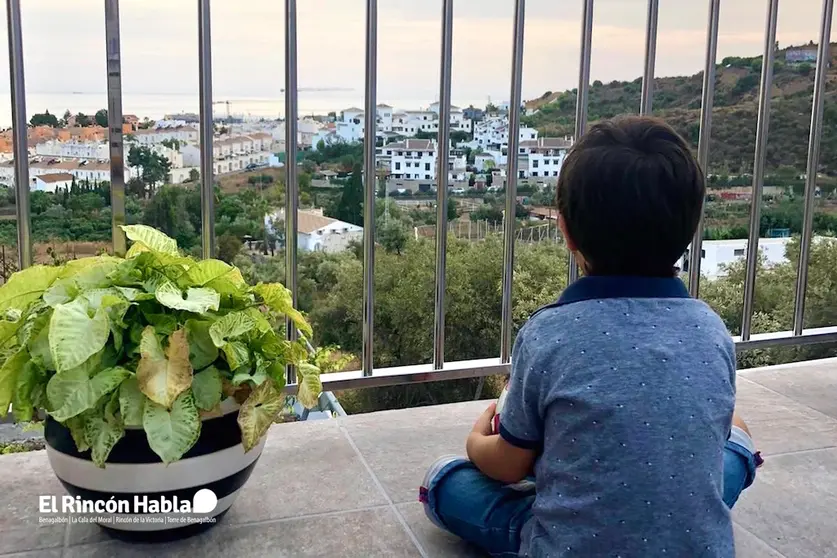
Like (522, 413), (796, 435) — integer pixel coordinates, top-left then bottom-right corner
(524, 44), (837, 176)
(30, 111), (59, 127)
(0, 225), (321, 466)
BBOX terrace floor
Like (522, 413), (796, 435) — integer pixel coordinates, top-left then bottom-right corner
(1, 358), (836, 557)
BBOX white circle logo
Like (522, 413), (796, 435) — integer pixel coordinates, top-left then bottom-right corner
(192, 488), (218, 514)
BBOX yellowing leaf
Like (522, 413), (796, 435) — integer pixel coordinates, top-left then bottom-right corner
(0, 265), (62, 312)
(222, 341), (250, 370)
(155, 281), (220, 314)
(252, 283), (312, 337)
(143, 389), (201, 464)
(296, 363), (322, 409)
(121, 225), (179, 256)
(48, 299), (111, 373)
(238, 378), (284, 452)
(137, 328), (193, 408)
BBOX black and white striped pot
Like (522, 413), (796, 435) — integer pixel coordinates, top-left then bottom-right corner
(44, 400), (263, 542)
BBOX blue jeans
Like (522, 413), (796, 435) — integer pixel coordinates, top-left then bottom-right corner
(420, 426), (760, 558)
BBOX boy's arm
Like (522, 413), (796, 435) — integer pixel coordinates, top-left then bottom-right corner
(466, 403), (537, 484)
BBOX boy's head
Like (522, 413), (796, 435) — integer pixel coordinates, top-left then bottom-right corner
(556, 116), (705, 277)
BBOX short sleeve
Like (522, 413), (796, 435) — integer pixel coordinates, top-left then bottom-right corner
(499, 332), (544, 451)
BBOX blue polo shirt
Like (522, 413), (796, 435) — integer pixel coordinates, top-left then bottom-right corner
(500, 276), (736, 557)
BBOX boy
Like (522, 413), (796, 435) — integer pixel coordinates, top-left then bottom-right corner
(420, 117), (761, 557)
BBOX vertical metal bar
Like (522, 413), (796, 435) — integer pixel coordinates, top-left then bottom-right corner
(104, 0), (126, 256)
(500, 0), (526, 364)
(687, 0), (721, 297)
(198, 0), (215, 258)
(6, 0), (30, 268)
(284, 0), (300, 383)
(793, 0), (833, 335)
(740, 0), (779, 341)
(433, 0), (454, 369)
(362, 0), (377, 377)
(567, 0), (594, 284)
(639, 0), (659, 115)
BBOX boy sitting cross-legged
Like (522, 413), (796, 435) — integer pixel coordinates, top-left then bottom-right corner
(419, 116), (761, 558)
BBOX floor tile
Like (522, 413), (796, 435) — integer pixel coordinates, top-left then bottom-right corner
(734, 378), (837, 455)
(733, 447), (837, 558)
(734, 523), (786, 558)
(64, 508), (421, 558)
(341, 400), (488, 504)
(741, 363), (837, 419)
(397, 502), (484, 558)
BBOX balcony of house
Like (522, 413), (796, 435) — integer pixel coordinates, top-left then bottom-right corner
(0, 358), (835, 557)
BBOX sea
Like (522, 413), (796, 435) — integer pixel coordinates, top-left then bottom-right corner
(0, 91), (492, 128)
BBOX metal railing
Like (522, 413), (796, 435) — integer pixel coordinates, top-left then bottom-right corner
(4, 0), (837, 393)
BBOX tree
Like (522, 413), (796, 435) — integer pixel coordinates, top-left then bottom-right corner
(188, 168), (200, 183)
(486, 172), (494, 187)
(142, 184), (199, 249)
(62, 110), (71, 125)
(161, 138), (182, 151)
(468, 173), (476, 187)
(447, 198), (458, 221)
(333, 164), (364, 226)
(378, 219), (409, 255)
(75, 113), (92, 127)
(30, 111), (59, 127)
(217, 233), (243, 263)
(94, 109), (109, 127)
(128, 145), (172, 195)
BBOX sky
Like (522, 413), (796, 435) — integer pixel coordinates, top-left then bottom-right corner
(0, 0), (831, 108)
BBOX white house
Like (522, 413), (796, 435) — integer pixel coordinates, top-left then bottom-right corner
(376, 104), (394, 132)
(131, 126), (199, 146)
(678, 237), (793, 279)
(519, 138), (571, 180)
(35, 140), (108, 161)
(428, 103), (472, 133)
(32, 172), (74, 192)
(265, 209), (363, 254)
(376, 139), (467, 182)
(473, 116), (538, 149)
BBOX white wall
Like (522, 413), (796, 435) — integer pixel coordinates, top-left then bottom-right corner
(300, 221), (363, 253)
(679, 238), (792, 278)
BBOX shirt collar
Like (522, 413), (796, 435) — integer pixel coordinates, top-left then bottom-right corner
(555, 275), (690, 306)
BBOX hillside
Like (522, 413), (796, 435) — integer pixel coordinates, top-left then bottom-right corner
(523, 43), (837, 176)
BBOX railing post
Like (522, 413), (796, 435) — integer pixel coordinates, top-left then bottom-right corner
(793, 0), (833, 336)
(362, 0), (378, 377)
(567, 0), (594, 284)
(687, 0), (721, 297)
(639, 0), (659, 115)
(500, 0), (526, 364)
(198, 0), (215, 258)
(6, 0), (31, 269)
(104, 0), (126, 256)
(284, 0), (300, 384)
(433, 0), (454, 370)
(740, 0), (779, 341)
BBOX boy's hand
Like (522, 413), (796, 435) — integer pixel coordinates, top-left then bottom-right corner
(471, 402), (497, 437)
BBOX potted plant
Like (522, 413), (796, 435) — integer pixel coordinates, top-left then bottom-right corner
(0, 225), (322, 541)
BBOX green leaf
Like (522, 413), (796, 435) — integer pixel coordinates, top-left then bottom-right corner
(12, 361), (45, 422)
(222, 341), (250, 370)
(137, 328), (193, 408)
(118, 376), (145, 427)
(65, 414), (90, 453)
(84, 407), (125, 467)
(185, 319), (219, 370)
(121, 224), (180, 257)
(209, 312), (256, 348)
(252, 283), (312, 337)
(0, 265), (62, 313)
(0, 319), (22, 349)
(141, 311), (178, 336)
(0, 350), (29, 415)
(49, 299), (111, 373)
(296, 363), (322, 409)
(43, 278), (79, 307)
(47, 366), (132, 422)
(237, 378), (284, 452)
(155, 280), (220, 314)
(143, 389), (201, 464)
(192, 367), (222, 411)
(115, 286), (155, 302)
(72, 261), (120, 290)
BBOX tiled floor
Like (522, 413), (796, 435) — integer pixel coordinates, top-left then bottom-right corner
(1, 358), (835, 557)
